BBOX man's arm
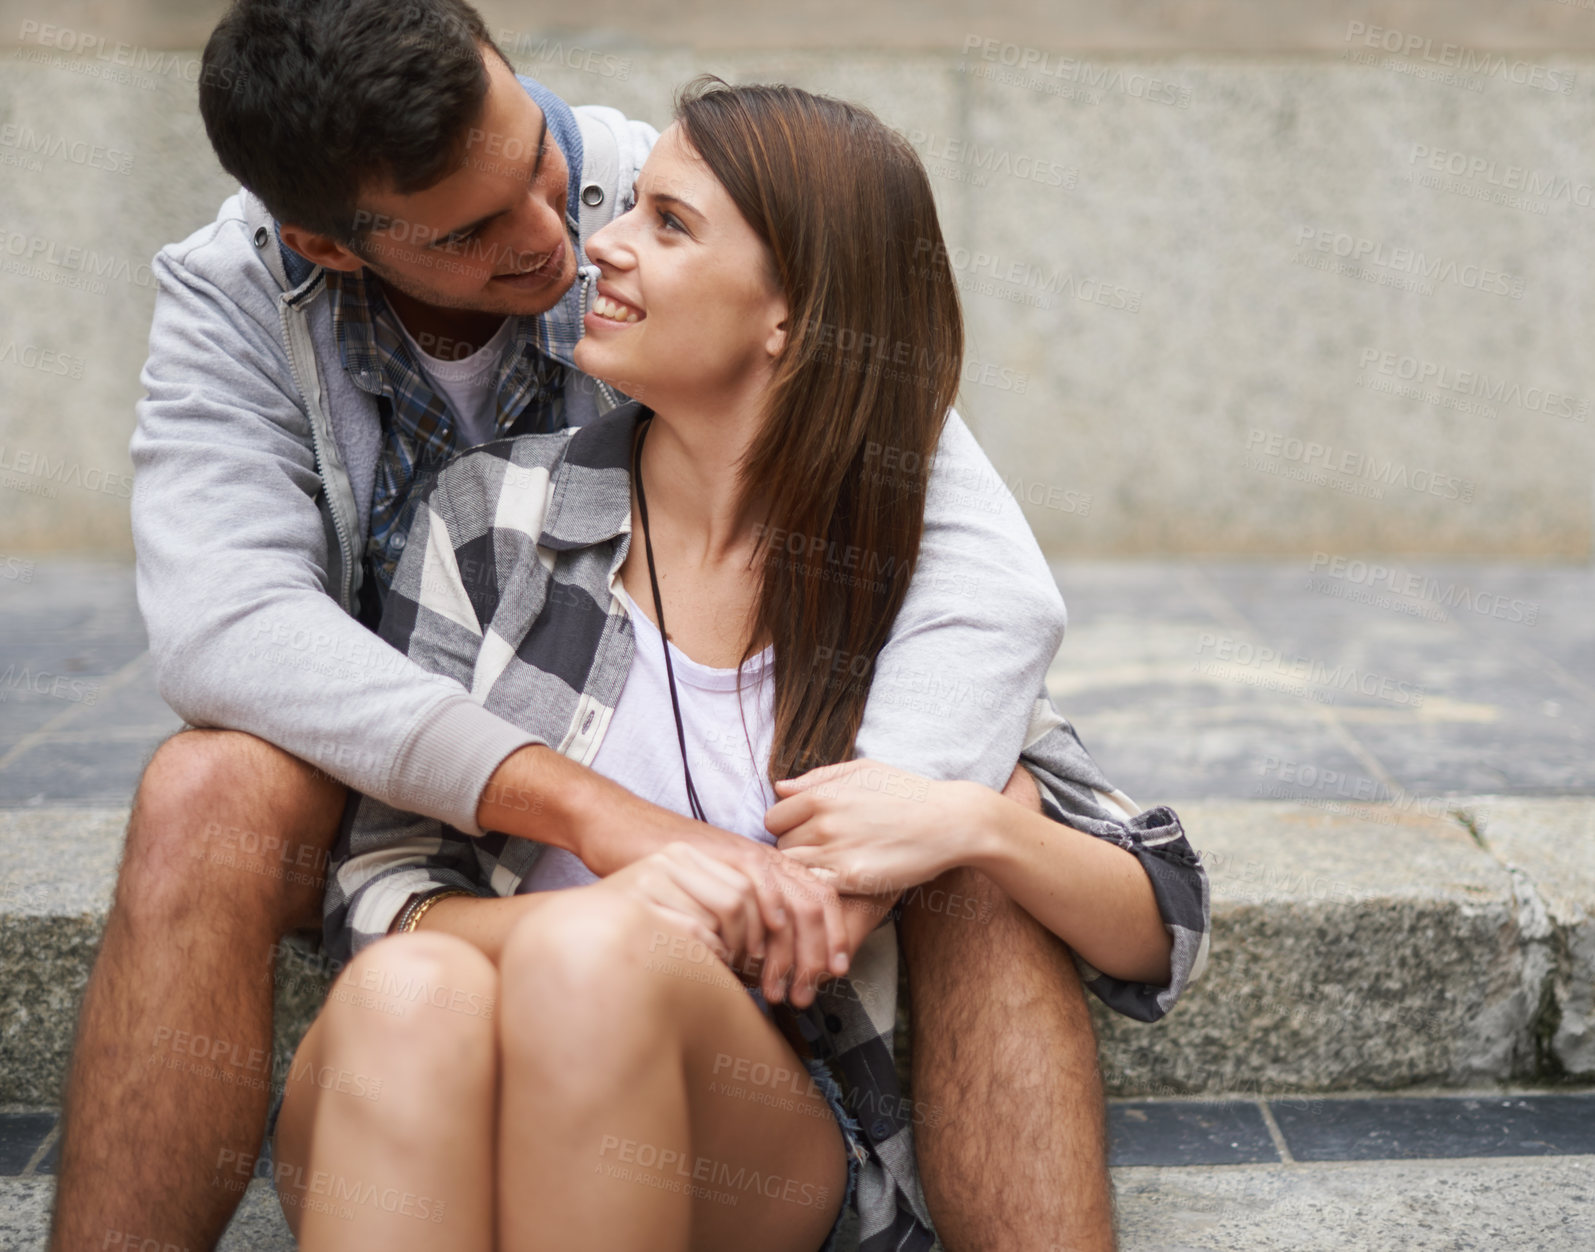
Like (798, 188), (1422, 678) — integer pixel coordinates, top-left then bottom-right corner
(131, 216), (538, 835)
(136, 96), (661, 835)
(849, 408), (1066, 787)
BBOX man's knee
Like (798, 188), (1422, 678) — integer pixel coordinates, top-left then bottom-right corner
(901, 865), (1025, 954)
(117, 730), (345, 935)
(902, 866), (1089, 1004)
(136, 728), (343, 826)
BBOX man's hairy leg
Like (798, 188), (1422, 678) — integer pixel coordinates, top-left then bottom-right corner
(901, 864), (1117, 1252)
(50, 730), (345, 1252)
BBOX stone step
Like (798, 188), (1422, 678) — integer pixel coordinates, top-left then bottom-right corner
(5, 1091), (1595, 1250)
(3, 798), (1593, 1105)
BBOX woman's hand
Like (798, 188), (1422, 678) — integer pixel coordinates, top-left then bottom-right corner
(765, 759), (994, 896)
(593, 842), (769, 972)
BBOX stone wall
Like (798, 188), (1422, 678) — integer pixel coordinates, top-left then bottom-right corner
(1, 2), (1590, 557)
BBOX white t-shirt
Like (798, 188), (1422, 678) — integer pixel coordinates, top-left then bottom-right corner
(394, 314), (516, 450)
(517, 584), (778, 894)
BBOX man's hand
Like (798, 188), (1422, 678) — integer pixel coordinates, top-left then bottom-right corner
(686, 833), (855, 1009)
(591, 842), (766, 970)
(477, 744), (891, 1008)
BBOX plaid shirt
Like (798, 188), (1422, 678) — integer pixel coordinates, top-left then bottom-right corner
(326, 259), (578, 589)
(325, 402), (1211, 1252)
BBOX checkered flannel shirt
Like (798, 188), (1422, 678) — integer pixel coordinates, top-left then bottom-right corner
(324, 401), (1211, 1252)
(326, 259), (575, 589)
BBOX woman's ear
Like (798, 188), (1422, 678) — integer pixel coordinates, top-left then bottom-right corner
(765, 307), (790, 360)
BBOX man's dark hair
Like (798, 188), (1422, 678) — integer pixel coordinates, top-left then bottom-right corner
(200, 0), (506, 243)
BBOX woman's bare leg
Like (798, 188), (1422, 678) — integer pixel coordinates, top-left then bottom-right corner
(495, 890), (847, 1252)
(273, 932), (499, 1251)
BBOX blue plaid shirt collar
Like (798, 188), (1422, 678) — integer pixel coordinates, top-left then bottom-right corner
(326, 243), (588, 589)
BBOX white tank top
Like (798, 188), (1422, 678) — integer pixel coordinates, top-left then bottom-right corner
(517, 584), (778, 894)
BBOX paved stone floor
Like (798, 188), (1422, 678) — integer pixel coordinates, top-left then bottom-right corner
(0, 559), (1590, 807)
(6, 1092), (1595, 1250)
(7, 1090), (1595, 1179)
(1049, 559), (1593, 803)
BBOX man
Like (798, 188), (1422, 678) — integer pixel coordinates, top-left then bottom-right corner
(49, 1), (1206, 1248)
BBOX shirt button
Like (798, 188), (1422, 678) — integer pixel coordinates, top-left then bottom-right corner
(870, 1119), (891, 1140)
(824, 1014), (843, 1033)
(581, 184), (604, 207)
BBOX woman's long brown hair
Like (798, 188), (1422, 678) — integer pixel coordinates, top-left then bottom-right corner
(675, 78), (963, 784)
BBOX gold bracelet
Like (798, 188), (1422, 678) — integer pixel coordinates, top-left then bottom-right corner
(396, 889), (473, 934)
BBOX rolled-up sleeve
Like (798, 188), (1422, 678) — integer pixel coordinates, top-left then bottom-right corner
(1018, 692), (1210, 1022)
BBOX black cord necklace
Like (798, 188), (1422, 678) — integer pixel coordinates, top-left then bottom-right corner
(632, 416), (709, 824)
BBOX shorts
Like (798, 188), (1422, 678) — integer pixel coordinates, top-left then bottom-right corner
(804, 1054), (866, 1252)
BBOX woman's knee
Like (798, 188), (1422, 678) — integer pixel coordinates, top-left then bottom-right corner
(497, 892), (686, 1058)
(323, 932), (498, 1044)
(311, 934), (497, 1127)
(501, 891), (663, 992)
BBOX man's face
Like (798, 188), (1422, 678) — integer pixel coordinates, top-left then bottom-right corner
(348, 50), (577, 317)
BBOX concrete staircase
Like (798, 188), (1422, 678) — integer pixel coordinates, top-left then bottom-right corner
(3, 795), (1593, 1112)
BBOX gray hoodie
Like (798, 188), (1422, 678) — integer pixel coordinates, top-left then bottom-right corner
(129, 102), (1068, 836)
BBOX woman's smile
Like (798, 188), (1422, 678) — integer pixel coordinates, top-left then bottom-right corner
(589, 285), (646, 325)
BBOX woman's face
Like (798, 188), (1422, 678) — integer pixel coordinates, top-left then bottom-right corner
(574, 123), (788, 414)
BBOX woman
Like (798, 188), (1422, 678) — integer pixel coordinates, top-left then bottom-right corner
(277, 80), (1208, 1251)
